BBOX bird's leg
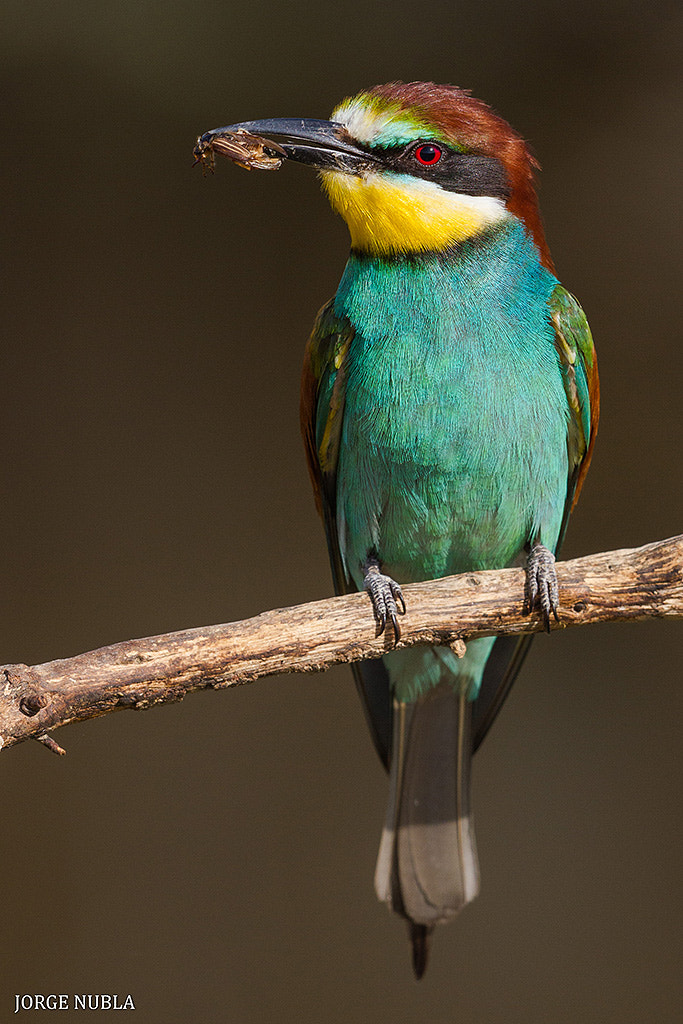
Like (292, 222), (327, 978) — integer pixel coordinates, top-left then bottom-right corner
(362, 555), (406, 641)
(525, 541), (560, 632)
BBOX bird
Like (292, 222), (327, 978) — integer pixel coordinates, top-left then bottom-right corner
(197, 81), (599, 978)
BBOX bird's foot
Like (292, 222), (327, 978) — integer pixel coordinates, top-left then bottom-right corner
(363, 557), (406, 642)
(525, 542), (560, 632)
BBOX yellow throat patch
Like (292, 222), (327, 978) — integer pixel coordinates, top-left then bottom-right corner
(321, 168), (508, 255)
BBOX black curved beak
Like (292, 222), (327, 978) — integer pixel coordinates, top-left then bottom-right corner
(195, 117), (373, 172)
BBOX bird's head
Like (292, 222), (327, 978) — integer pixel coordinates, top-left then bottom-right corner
(203, 82), (552, 267)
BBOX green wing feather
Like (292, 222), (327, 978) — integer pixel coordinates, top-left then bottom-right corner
(301, 301), (394, 768)
(549, 283), (600, 521)
(472, 283), (599, 750)
(300, 299), (354, 592)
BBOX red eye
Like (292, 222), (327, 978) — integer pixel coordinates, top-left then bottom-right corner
(414, 143), (442, 166)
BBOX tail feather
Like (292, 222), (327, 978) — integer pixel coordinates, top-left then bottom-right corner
(375, 684), (480, 975)
(409, 922), (432, 980)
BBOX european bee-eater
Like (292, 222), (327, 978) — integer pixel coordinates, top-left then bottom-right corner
(197, 81), (599, 977)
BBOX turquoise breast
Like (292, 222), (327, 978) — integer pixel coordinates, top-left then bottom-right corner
(333, 220), (569, 591)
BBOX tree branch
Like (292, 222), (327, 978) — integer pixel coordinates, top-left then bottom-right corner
(1, 535), (681, 754)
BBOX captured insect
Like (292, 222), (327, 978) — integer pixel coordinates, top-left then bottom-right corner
(192, 128), (286, 174)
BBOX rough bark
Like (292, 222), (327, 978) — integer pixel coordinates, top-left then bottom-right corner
(1, 535), (681, 755)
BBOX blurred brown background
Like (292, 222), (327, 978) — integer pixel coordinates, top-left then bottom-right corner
(1, 1), (681, 1021)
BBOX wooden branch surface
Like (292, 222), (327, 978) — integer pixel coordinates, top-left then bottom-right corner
(1, 535), (681, 754)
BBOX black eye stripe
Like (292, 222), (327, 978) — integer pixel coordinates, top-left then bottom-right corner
(366, 141), (510, 199)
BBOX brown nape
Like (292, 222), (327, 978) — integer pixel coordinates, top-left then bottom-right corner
(367, 81), (555, 273)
